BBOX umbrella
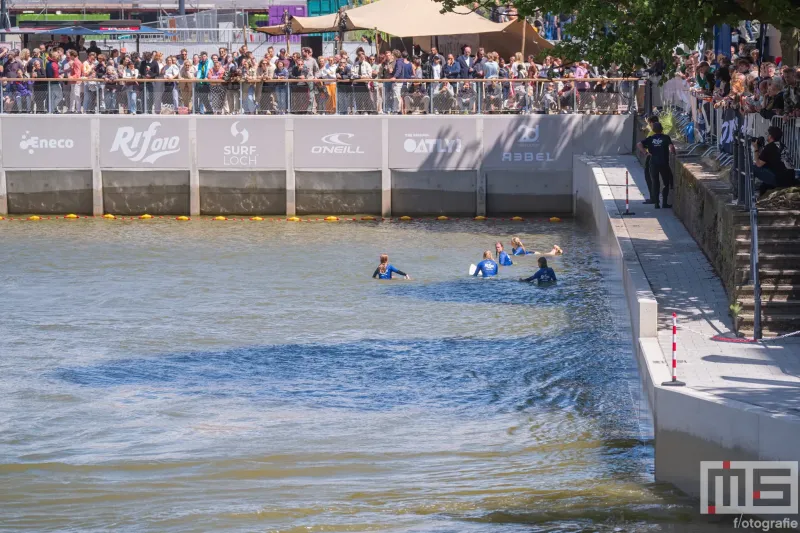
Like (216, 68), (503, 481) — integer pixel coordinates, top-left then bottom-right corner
(47, 26), (102, 36)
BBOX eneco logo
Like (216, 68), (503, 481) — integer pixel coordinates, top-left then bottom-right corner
(312, 133), (364, 154)
(110, 122), (180, 164)
(502, 124), (553, 163)
(403, 134), (461, 154)
(223, 121), (257, 166)
(19, 131), (74, 155)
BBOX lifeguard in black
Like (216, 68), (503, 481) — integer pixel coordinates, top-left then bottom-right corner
(637, 122), (677, 209)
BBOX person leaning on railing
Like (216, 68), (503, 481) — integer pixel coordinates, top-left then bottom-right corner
(178, 58), (196, 113)
(782, 67), (800, 118)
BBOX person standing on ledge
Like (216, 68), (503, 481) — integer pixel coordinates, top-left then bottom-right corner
(642, 115), (660, 204)
(637, 122), (676, 209)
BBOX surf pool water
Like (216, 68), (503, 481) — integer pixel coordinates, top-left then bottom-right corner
(0, 218), (717, 532)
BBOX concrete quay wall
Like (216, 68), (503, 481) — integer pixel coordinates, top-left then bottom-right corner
(0, 114), (633, 217)
(574, 156), (800, 503)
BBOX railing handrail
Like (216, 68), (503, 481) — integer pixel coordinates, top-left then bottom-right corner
(2, 77), (642, 84)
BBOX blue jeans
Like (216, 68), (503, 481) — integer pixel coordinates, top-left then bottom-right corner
(126, 88), (137, 114)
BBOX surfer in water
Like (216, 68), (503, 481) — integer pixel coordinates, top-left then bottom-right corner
(511, 238), (563, 257)
(520, 257), (557, 284)
(473, 251), (499, 277)
(495, 242), (513, 266)
(372, 254), (410, 280)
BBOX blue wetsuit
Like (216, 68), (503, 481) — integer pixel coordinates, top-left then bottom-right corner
(497, 251), (513, 266)
(523, 267), (557, 283)
(512, 247), (532, 256)
(373, 264), (407, 280)
(474, 259), (499, 277)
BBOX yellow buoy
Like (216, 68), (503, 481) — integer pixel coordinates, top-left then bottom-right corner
(361, 216), (376, 221)
(399, 216), (412, 221)
(0, 216), (4, 220)
(28, 215), (41, 221)
(250, 216), (264, 221)
(474, 216), (486, 221)
(65, 213), (79, 219)
(550, 217), (562, 223)
(511, 216), (524, 221)
(325, 216), (339, 222)
(139, 214), (153, 220)
(213, 216), (227, 221)
(176, 216), (190, 221)
(102, 214), (116, 219)
(437, 216), (449, 221)
(287, 216), (301, 222)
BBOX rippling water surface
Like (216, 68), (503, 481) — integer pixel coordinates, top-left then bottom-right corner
(0, 218), (720, 532)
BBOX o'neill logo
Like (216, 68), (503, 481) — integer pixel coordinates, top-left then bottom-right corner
(19, 131), (74, 155)
(223, 121), (257, 166)
(502, 124), (553, 163)
(110, 122), (181, 164)
(403, 133), (461, 154)
(312, 133), (364, 154)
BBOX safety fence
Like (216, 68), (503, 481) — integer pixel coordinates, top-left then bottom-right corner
(2, 214), (564, 222)
(656, 84), (800, 174)
(0, 78), (638, 116)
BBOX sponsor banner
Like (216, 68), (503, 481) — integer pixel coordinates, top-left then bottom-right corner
(100, 118), (189, 168)
(388, 118), (479, 170)
(2, 117), (92, 169)
(482, 115), (578, 170)
(294, 118), (382, 169)
(197, 118), (285, 169)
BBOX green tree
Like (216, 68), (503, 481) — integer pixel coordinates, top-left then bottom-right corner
(437, 0), (799, 69)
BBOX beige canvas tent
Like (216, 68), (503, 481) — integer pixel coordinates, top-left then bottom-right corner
(256, 0), (553, 57)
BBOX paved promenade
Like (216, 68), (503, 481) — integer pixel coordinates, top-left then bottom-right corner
(597, 156), (800, 416)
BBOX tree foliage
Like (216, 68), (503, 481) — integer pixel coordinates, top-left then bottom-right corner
(437, 0), (800, 69)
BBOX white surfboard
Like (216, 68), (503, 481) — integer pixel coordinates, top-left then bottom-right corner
(469, 264), (477, 276)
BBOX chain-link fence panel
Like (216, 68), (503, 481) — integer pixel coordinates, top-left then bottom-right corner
(577, 91), (627, 114)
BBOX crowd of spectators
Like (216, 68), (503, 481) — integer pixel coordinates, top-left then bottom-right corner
(0, 38), (634, 115)
(660, 41), (799, 194)
(662, 43), (800, 120)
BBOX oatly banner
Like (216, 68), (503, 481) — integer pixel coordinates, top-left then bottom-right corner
(294, 117), (382, 169)
(100, 118), (190, 168)
(482, 115), (579, 170)
(197, 117), (285, 169)
(388, 117), (479, 170)
(2, 116), (92, 169)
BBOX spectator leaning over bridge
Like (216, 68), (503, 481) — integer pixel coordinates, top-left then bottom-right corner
(638, 122), (676, 209)
(752, 126), (795, 196)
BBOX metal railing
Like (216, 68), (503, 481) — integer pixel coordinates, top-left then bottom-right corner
(0, 78), (638, 115)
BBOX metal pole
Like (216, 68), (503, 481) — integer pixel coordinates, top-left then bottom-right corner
(0, 0), (7, 43)
(179, 0), (185, 16)
(662, 312), (686, 386)
(622, 170), (635, 215)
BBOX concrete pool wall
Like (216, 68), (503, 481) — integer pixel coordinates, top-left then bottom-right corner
(574, 155), (800, 505)
(0, 114), (633, 217)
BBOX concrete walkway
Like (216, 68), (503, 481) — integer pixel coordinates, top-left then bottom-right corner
(597, 156), (800, 416)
